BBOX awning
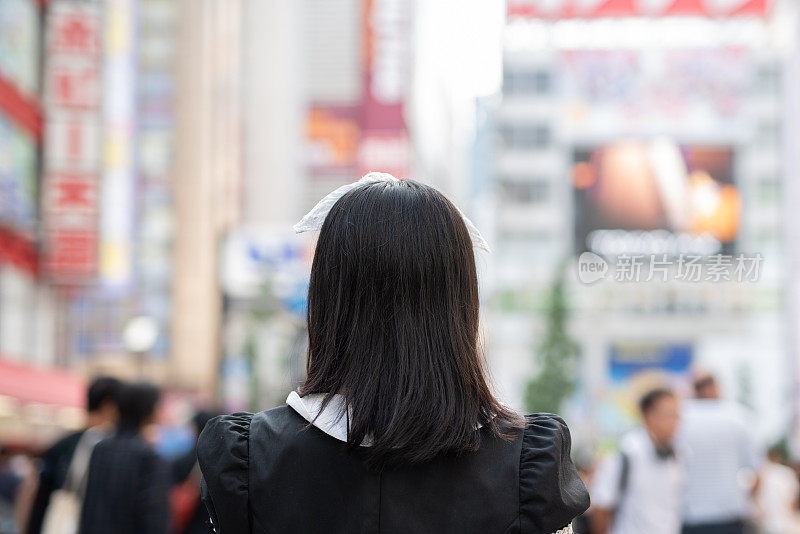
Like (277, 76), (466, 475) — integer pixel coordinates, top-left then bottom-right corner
(0, 358), (85, 408)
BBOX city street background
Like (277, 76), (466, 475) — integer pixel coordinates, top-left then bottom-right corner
(0, 0), (798, 531)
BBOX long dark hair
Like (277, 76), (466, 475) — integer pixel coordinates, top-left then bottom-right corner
(300, 179), (522, 468)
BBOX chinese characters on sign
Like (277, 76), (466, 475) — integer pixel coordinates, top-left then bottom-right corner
(42, 1), (102, 282)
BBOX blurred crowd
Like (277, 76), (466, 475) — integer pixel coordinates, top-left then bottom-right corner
(1, 372), (799, 534)
(0, 378), (218, 534)
(575, 373), (800, 534)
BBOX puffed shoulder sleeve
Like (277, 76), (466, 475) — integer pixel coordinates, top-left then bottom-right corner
(519, 414), (590, 534)
(197, 412), (253, 533)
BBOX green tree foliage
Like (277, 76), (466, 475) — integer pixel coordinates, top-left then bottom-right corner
(524, 263), (579, 414)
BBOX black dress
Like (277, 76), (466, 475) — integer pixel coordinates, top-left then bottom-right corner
(198, 406), (589, 534)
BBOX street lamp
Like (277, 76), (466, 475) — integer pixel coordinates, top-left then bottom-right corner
(122, 316), (159, 378)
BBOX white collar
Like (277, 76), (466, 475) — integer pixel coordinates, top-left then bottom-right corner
(285, 391), (373, 446)
(286, 391), (486, 447)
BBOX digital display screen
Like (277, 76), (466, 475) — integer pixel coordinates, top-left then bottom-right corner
(573, 140), (738, 256)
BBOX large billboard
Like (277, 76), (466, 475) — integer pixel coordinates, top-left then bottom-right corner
(573, 140), (738, 256)
(559, 49), (751, 141)
(508, 0), (770, 19)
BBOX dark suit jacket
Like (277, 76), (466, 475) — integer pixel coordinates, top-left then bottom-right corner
(79, 431), (170, 534)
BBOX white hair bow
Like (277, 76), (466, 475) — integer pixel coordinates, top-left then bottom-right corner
(293, 172), (491, 253)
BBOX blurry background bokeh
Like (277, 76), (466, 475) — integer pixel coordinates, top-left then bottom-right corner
(0, 0), (797, 473)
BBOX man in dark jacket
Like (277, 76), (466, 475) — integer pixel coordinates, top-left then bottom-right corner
(26, 376), (122, 534)
(79, 382), (170, 534)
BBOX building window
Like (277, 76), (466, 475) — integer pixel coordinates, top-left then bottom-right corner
(756, 64), (780, 95)
(503, 68), (551, 96)
(499, 124), (550, 149)
(497, 179), (549, 205)
(757, 177), (780, 205)
(756, 120), (780, 147)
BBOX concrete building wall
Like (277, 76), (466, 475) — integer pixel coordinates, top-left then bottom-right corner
(171, 0), (242, 394)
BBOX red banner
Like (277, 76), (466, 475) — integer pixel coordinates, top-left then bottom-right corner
(507, 0), (769, 19)
(42, 1), (102, 283)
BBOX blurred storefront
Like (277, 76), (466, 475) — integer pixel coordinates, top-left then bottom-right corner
(486, 0), (795, 447)
(0, 0), (89, 447)
(0, 0), (190, 444)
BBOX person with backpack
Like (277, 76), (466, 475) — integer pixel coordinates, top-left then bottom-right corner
(591, 388), (684, 534)
(26, 377), (122, 534)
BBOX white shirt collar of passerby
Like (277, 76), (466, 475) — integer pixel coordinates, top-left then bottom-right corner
(591, 428), (684, 534)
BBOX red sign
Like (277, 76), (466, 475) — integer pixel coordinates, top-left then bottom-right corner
(507, 0), (769, 18)
(47, 7), (101, 55)
(46, 65), (100, 110)
(42, 1), (102, 283)
(46, 230), (98, 276)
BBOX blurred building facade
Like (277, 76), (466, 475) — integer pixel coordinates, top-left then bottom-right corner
(5, 0), (800, 453)
(0, 0), (187, 445)
(0, 0), (87, 446)
(217, 0), (419, 411)
(485, 0), (797, 447)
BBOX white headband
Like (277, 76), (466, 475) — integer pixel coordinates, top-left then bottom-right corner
(293, 172), (491, 253)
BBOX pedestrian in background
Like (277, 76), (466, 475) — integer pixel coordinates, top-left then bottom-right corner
(170, 409), (218, 534)
(198, 174), (590, 533)
(591, 388), (683, 534)
(679, 372), (760, 534)
(0, 447), (38, 534)
(755, 446), (800, 534)
(79, 381), (169, 534)
(26, 376), (122, 534)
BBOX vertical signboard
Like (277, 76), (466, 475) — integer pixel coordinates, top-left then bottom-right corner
(42, 1), (102, 283)
(100, 0), (136, 288)
(359, 0), (412, 178)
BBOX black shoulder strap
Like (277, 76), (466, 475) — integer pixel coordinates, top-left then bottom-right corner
(610, 450), (631, 522)
(618, 451), (630, 500)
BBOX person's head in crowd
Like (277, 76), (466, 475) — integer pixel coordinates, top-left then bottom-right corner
(86, 376), (123, 427)
(116, 382), (161, 433)
(767, 445), (786, 465)
(191, 409), (219, 437)
(639, 387), (679, 447)
(301, 178), (522, 468)
(693, 371), (720, 399)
